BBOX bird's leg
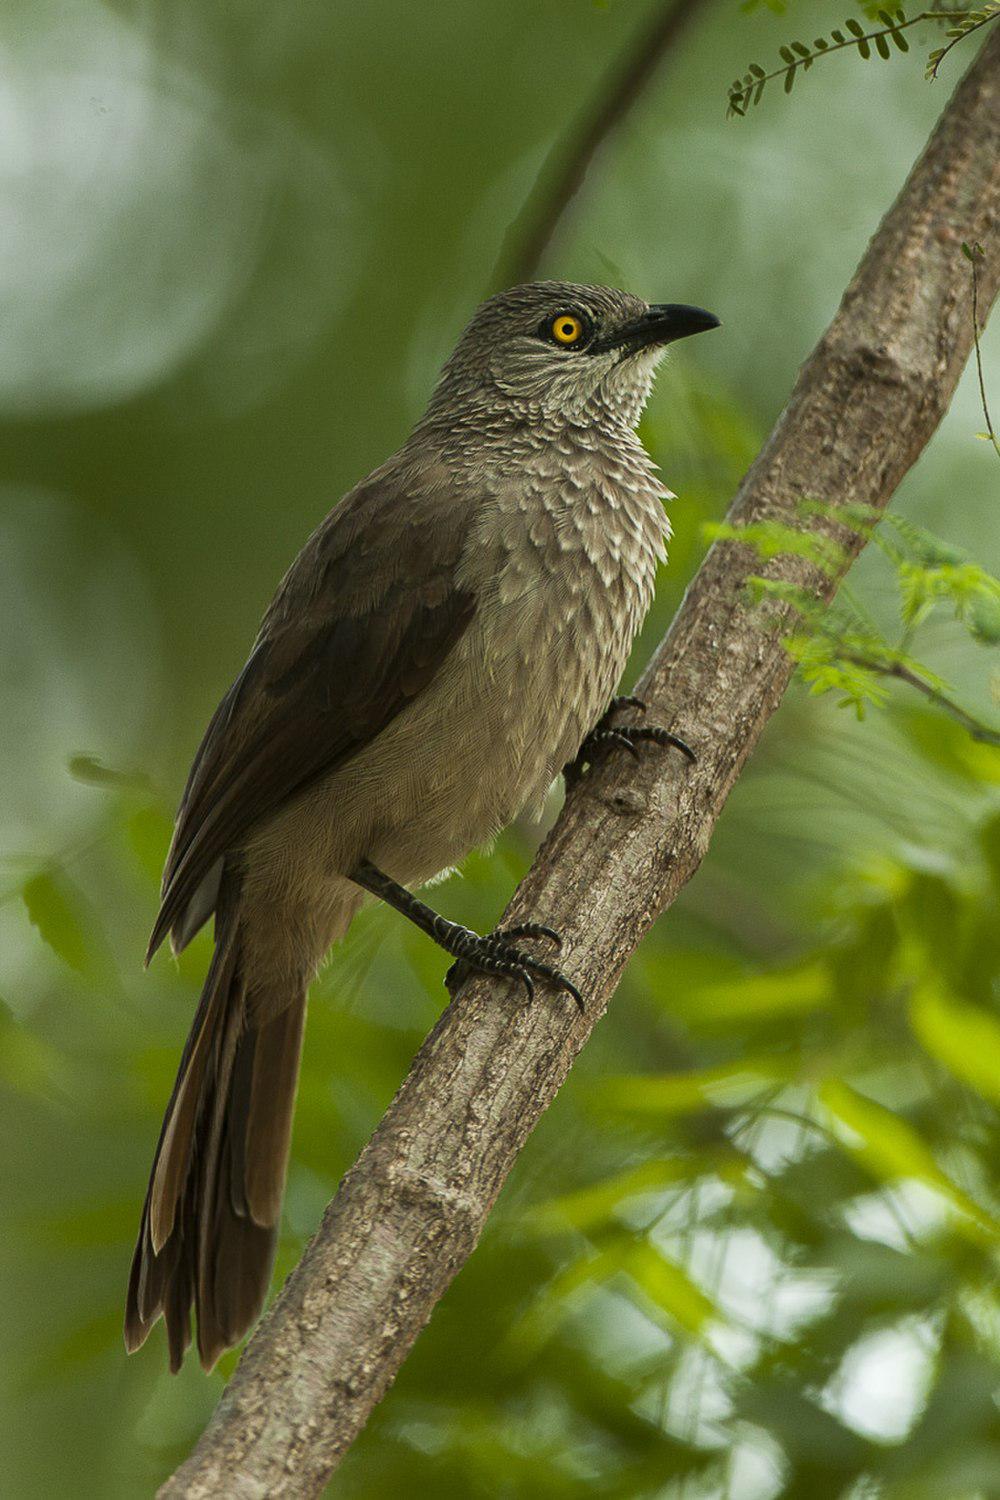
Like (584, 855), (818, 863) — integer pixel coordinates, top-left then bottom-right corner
(349, 859), (583, 1012)
(565, 694), (696, 789)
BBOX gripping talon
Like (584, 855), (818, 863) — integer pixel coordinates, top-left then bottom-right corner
(350, 861), (583, 1012)
(645, 726), (697, 763)
(444, 926), (580, 1011)
(605, 729), (640, 759)
(501, 921), (562, 949)
(567, 698), (696, 783)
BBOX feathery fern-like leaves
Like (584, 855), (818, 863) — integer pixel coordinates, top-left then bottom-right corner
(727, 8), (994, 117)
(927, 1), (1000, 75)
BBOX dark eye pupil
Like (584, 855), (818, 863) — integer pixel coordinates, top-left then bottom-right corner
(539, 312), (586, 344)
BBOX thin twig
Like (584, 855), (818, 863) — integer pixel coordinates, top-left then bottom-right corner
(493, 0), (708, 289)
(964, 240), (1000, 460)
(728, 12), (967, 119)
(928, 1), (1000, 78)
(842, 651), (1000, 744)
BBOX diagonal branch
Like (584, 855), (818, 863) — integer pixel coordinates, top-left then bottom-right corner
(160, 31), (1000, 1500)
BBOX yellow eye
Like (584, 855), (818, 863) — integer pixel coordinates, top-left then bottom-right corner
(551, 313), (584, 345)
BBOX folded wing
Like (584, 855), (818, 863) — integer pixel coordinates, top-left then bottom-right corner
(147, 468), (476, 960)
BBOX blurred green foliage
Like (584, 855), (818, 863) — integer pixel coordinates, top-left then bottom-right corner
(0, 0), (997, 1496)
(707, 504), (1000, 733)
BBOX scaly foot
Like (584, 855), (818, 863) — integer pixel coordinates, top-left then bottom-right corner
(444, 922), (582, 1012)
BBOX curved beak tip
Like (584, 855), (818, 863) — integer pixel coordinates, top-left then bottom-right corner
(591, 302), (722, 356)
(655, 304), (722, 341)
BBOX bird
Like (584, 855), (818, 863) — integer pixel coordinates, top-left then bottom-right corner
(124, 280), (720, 1372)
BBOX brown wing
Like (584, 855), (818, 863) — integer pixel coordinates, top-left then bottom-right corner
(147, 463), (475, 961)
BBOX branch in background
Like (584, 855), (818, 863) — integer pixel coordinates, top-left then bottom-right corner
(160, 31), (1000, 1500)
(493, 0), (707, 289)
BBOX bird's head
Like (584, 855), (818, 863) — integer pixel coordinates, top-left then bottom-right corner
(427, 281), (720, 428)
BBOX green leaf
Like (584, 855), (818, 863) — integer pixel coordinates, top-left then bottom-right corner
(126, 804), (173, 885)
(703, 517), (846, 572)
(886, 514), (969, 567)
(22, 871), (90, 975)
(671, 960), (833, 1025)
(820, 1079), (998, 1238)
(900, 706), (1000, 785)
(979, 812), (1000, 891)
(0, 1001), (72, 1102)
(623, 1241), (719, 1338)
(67, 755), (151, 791)
(968, 586), (1000, 644)
(511, 1243), (626, 1350)
(527, 1157), (717, 1234)
(910, 985), (1000, 1106)
(599, 1054), (799, 1117)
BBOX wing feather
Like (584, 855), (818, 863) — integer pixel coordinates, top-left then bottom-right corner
(147, 467), (475, 960)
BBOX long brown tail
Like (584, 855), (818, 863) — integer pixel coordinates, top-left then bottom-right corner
(124, 896), (306, 1371)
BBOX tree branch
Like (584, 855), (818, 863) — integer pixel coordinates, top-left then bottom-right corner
(492, 0), (708, 288)
(160, 33), (1000, 1500)
(840, 651), (1000, 745)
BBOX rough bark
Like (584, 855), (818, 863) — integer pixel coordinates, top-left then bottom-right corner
(161, 31), (1000, 1500)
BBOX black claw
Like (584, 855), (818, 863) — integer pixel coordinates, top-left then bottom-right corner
(500, 921), (562, 949)
(604, 729), (641, 759)
(568, 698), (696, 783)
(626, 725), (697, 764)
(444, 925), (581, 1012)
(645, 727), (697, 764)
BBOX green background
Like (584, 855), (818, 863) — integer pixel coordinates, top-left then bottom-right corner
(1, 2), (998, 1496)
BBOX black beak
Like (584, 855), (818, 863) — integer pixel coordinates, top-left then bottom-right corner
(591, 303), (721, 356)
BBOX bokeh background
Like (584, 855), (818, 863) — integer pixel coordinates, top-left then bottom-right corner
(1, 1), (998, 1496)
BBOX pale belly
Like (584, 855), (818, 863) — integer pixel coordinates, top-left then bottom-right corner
(328, 572), (639, 887)
(238, 467), (666, 997)
(246, 552), (649, 924)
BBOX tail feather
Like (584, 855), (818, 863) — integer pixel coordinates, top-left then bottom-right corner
(246, 1003), (307, 1224)
(125, 899), (306, 1372)
(148, 938), (237, 1254)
